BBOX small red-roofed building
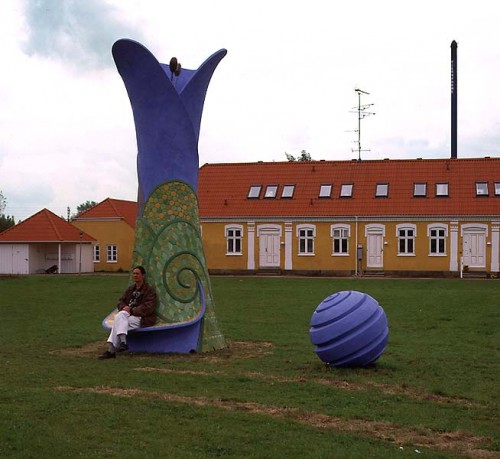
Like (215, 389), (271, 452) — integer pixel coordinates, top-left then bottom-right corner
(197, 157), (500, 278)
(72, 198), (137, 272)
(0, 209), (95, 274)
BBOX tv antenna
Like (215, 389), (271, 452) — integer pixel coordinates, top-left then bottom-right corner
(349, 88), (375, 161)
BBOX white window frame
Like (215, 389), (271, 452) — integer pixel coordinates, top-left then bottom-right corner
(331, 224), (350, 256)
(396, 224), (416, 256)
(93, 244), (100, 263)
(107, 244), (117, 263)
(296, 224), (316, 256)
(225, 225), (243, 255)
(427, 224), (448, 256)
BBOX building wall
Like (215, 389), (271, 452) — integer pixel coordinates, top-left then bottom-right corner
(0, 243), (94, 274)
(72, 220), (135, 272)
(202, 222), (245, 270)
(201, 219), (499, 276)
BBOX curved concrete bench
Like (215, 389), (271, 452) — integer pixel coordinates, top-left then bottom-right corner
(102, 285), (206, 354)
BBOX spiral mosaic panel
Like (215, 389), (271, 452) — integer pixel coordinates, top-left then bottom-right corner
(130, 181), (225, 351)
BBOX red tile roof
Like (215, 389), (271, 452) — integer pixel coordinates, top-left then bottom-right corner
(198, 157), (500, 218)
(0, 209), (96, 242)
(75, 198), (137, 228)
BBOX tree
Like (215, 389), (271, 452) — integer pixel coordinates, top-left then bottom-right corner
(0, 215), (16, 233)
(285, 150), (313, 162)
(72, 200), (98, 219)
(0, 190), (6, 215)
(0, 191), (15, 232)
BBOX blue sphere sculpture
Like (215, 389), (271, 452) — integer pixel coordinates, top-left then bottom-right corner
(310, 290), (389, 367)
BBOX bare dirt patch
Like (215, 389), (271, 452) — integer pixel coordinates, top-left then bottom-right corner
(55, 340), (482, 408)
(134, 367), (483, 409)
(52, 339), (273, 361)
(55, 385), (498, 458)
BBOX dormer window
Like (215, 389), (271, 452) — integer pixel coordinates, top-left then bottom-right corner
(340, 184), (353, 198)
(281, 185), (295, 198)
(413, 183), (427, 197)
(264, 185), (278, 198)
(319, 184), (332, 198)
(247, 185), (261, 199)
(476, 182), (489, 196)
(375, 183), (389, 197)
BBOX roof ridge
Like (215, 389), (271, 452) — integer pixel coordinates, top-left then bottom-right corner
(108, 198), (136, 204)
(107, 198), (122, 218)
(46, 209), (63, 240)
(201, 156), (500, 167)
(0, 208), (47, 237)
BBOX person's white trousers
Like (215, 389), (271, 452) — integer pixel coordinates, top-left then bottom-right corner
(107, 310), (141, 348)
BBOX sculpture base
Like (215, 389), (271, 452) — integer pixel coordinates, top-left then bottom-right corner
(102, 301), (206, 354)
(126, 320), (204, 354)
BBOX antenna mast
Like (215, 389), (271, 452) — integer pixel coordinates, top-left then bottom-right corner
(350, 88), (375, 161)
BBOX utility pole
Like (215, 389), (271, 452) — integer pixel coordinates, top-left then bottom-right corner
(350, 88), (375, 161)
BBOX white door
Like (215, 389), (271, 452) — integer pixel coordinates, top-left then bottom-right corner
(259, 232), (280, 267)
(463, 231), (486, 267)
(0, 244), (29, 274)
(367, 234), (383, 268)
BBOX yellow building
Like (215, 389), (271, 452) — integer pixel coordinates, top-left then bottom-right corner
(72, 198), (137, 272)
(197, 157), (500, 278)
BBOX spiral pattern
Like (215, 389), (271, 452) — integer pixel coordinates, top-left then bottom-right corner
(130, 181), (225, 351)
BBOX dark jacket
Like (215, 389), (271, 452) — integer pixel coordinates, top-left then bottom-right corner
(117, 282), (157, 327)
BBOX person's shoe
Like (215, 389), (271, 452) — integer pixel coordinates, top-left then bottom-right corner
(117, 342), (128, 352)
(98, 351), (116, 360)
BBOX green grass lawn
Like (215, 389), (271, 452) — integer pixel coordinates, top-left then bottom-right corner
(0, 274), (498, 458)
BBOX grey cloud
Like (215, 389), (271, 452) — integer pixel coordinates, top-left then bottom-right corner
(4, 182), (56, 221)
(22, 0), (144, 70)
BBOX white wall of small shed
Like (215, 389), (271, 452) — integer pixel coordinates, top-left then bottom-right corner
(0, 244), (29, 274)
(0, 243), (95, 274)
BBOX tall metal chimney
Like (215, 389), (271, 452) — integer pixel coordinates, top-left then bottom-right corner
(451, 40), (458, 159)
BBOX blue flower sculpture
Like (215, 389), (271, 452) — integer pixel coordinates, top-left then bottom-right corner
(111, 39), (227, 352)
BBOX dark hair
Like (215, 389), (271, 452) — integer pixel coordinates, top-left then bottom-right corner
(133, 265), (146, 275)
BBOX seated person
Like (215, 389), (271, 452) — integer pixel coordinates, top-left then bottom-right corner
(99, 265), (157, 359)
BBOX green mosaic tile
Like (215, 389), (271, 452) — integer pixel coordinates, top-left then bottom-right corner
(130, 181), (226, 352)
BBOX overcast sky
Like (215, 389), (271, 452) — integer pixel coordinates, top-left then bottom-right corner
(2, 0), (500, 221)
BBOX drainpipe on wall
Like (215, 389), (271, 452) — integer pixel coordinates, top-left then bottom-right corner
(79, 231), (83, 274)
(355, 216), (359, 276)
(58, 243), (62, 274)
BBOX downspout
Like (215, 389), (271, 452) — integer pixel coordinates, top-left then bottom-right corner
(58, 243), (62, 274)
(355, 216), (359, 276)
